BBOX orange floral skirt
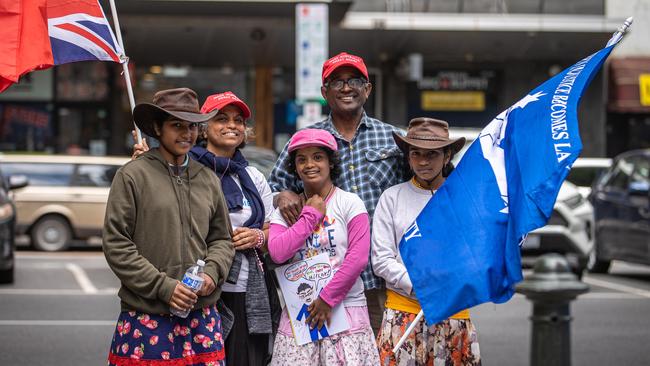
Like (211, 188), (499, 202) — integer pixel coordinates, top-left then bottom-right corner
(376, 308), (481, 366)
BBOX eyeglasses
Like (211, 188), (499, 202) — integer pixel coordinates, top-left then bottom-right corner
(325, 77), (367, 90)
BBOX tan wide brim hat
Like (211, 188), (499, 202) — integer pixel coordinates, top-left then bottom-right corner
(133, 88), (217, 138)
(393, 117), (466, 154)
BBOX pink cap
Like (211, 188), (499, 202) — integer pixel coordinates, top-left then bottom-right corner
(200, 91), (251, 119)
(288, 129), (337, 153)
(321, 52), (369, 84)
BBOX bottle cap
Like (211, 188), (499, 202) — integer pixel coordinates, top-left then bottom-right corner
(197, 259), (205, 267)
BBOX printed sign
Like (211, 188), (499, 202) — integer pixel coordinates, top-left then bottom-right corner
(640, 74), (650, 106)
(296, 3), (328, 102)
(275, 253), (349, 346)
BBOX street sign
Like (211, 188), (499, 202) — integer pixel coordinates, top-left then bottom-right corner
(296, 3), (328, 102)
(640, 74), (650, 106)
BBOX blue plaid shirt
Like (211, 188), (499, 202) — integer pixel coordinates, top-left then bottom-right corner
(268, 112), (407, 290)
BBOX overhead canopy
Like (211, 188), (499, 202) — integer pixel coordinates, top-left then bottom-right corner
(104, 1), (619, 68)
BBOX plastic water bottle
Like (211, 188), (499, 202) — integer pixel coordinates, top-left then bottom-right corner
(170, 259), (205, 318)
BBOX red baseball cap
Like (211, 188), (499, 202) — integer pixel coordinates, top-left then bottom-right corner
(321, 52), (369, 84)
(288, 129), (338, 153)
(200, 91), (251, 119)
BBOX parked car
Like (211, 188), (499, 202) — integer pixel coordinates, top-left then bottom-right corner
(524, 181), (594, 277)
(241, 145), (279, 179)
(0, 169), (28, 283)
(0, 155), (129, 251)
(0, 148), (277, 252)
(566, 157), (612, 198)
(588, 149), (650, 273)
(449, 128), (594, 276)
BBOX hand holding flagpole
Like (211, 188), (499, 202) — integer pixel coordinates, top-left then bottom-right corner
(107, 0), (142, 145)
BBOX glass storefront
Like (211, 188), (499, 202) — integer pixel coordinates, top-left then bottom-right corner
(0, 63), (116, 155)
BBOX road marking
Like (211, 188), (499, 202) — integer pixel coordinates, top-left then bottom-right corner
(0, 288), (117, 295)
(582, 277), (650, 299)
(510, 292), (645, 300)
(0, 320), (115, 326)
(16, 252), (104, 259)
(65, 263), (98, 294)
(579, 292), (646, 299)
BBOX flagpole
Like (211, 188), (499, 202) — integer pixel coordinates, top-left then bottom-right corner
(392, 309), (424, 354)
(107, 0), (142, 144)
(606, 16), (633, 47)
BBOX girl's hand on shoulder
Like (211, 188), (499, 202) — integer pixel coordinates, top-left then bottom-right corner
(306, 297), (332, 330)
(277, 190), (304, 225)
(197, 273), (215, 297)
(305, 195), (326, 216)
(232, 227), (259, 251)
(169, 281), (197, 313)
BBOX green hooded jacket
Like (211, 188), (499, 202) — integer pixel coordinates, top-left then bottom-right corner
(103, 148), (234, 314)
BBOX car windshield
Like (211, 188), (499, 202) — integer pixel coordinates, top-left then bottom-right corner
(1, 162), (74, 186)
(566, 166), (607, 187)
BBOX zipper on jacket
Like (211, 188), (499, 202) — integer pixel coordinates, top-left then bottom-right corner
(167, 163), (187, 270)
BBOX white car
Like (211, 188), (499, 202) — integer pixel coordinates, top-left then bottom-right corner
(524, 181), (594, 277)
(566, 157), (612, 198)
(449, 128), (594, 276)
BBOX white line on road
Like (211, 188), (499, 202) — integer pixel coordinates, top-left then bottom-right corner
(582, 276), (650, 299)
(510, 292), (645, 300)
(16, 252), (104, 260)
(0, 320), (114, 326)
(0, 288), (117, 295)
(65, 263), (98, 294)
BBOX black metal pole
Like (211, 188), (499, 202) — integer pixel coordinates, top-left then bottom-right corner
(516, 253), (589, 366)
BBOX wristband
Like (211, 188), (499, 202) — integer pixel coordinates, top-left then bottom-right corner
(253, 228), (265, 249)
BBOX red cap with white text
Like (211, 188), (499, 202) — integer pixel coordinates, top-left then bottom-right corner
(321, 52), (369, 84)
(200, 91), (251, 119)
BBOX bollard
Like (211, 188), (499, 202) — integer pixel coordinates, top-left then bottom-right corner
(515, 253), (589, 366)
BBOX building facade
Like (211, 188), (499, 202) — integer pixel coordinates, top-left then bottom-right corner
(0, 0), (645, 157)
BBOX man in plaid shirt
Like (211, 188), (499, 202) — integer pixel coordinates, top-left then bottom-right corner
(268, 52), (407, 332)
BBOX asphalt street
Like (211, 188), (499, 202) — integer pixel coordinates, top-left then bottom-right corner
(1, 251), (649, 366)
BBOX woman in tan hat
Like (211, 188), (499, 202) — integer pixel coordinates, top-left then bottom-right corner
(103, 88), (234, 365)
(371, 117), (481, 365)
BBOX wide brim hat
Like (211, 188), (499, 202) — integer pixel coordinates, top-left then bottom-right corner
(133, 88), (218, 138)
(393, 117), (466, 154)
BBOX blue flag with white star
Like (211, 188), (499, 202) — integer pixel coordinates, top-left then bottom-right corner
(400, 44), (616, 326)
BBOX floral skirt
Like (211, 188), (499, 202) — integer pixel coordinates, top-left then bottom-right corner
(107, 304), (226, 366)
(376, 308), (481, 366)
(270, 326), (379, 366)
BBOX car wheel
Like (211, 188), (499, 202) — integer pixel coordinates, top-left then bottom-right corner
(587, 243), (611, 274)
(0, 266), (13, 284)
(31, 215), (72, 252)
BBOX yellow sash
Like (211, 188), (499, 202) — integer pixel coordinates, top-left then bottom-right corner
(385, 289), (470, 319)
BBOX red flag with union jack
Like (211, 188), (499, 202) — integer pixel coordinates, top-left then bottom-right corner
(0, 0), (124, 93)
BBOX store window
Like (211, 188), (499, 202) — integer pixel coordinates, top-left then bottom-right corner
(55, 63), (112, 155)
(0, 104), (54, 152)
